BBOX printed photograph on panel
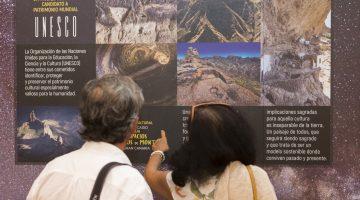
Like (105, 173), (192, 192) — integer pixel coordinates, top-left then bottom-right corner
(96, 0), (177, 43)
(261, 0), (331, 106)
(97, 44), (177, 105)
(177, 0), (261, 42)
(177, 42), (261, 106)
(16, 107), (83, 162)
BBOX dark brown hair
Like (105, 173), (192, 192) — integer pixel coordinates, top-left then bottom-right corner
(169, 105), (256, 187)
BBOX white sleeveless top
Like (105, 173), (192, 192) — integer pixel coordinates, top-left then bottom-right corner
(166, 161), (277, 200)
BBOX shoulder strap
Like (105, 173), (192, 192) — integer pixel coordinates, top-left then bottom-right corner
(246, 165), (257, 200)
(90, 162), (130, 200)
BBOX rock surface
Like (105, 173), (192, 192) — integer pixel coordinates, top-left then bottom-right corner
(261, 0), (331, 106)
(96, 0), (176, 43)
(262, 0), (331, 50)
(96, 44), (177, 105)
(177, 47), (260, 106)
(177, 0), (260, 42)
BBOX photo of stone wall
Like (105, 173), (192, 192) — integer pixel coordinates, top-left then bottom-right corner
(96, 44), (177, 106)
(96, 0), (177, 43)
(261, 0), (331, 106)
(177, 43), (261, 106)
(177, 0), (261, 42)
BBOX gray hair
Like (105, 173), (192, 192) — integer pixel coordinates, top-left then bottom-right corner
(79, 74), (144, 144)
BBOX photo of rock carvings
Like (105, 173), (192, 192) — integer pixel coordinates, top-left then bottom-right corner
(96, 44), (177, 106)
(177, 43), (260, 106)
(177, 0), (261, 43)
(16, 107), (84, 162)
(96, 0), (177, 43)
(261, 0), (331, 106)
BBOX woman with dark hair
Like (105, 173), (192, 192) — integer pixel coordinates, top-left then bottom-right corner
(145, 103), (277, 200)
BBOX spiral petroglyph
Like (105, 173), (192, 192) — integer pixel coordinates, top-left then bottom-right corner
(96, 44), (177, 105)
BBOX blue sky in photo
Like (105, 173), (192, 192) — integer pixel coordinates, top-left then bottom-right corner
(177, 42), (260, 59)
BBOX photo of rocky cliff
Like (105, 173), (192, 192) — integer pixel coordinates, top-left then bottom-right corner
(96, 0), (177, 43)
(177, 0), (261, 43)
(16, 107), (84, 162)
(96, 44), (177, 106)
(261, 0), (331, 106)
(177, 43), (260, 106)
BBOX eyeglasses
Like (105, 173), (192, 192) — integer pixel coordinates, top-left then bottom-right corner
(190, 102), (231, 123)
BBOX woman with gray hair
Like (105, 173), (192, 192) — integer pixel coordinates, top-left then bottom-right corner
(27, 74), (153, 200)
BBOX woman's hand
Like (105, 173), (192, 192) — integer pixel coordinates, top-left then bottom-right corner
(146, 130), (173, 199)
(152, 130), (170, 152)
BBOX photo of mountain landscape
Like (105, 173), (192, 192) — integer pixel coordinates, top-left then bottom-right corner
(177, 42), (260, 106)
(96, 0), (177, 43)
(16, 107), (84, 162)
(261, 0), (331, 106)
(177, 0), (261, 43)
(96, 44), (177, 106)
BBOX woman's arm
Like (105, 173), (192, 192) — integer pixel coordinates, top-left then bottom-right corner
(145, 130), (173, 200)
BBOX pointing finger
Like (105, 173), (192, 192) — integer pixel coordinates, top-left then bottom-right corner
(161, 130), (166, 139)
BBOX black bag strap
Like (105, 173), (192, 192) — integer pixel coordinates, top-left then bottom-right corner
(90, 162), (130, 200)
